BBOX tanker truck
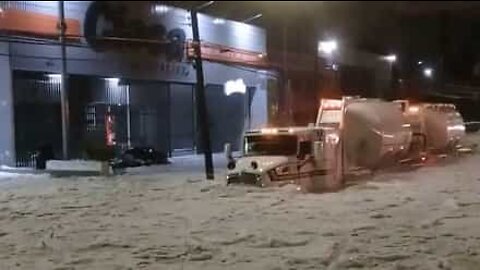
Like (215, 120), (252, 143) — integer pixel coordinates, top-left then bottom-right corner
(225, 96), (466, 191)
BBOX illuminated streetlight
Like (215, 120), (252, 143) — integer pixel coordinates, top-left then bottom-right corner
(423, 68), (433, 78)
(417, 61), (423, 65)
(383, 54), (397, 63)
(382, 55), (396, 99)
(318, 40), (337, 55)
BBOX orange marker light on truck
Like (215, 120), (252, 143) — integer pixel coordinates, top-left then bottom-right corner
(408, 106), (420, 113)
(261, 128), (278, 134)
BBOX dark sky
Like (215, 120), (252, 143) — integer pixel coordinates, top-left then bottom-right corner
(168, 1), (480, 85)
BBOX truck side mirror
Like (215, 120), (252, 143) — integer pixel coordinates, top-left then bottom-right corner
(224, 143), (232, 161)
(298, 141), (312, 160)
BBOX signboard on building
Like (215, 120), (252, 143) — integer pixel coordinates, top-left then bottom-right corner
(0, 8), (80, 39)
(83, 2), (186, 61)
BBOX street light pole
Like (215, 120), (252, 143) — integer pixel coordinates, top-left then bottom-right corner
(58, 1), (69, 160)
(191, 8), (214, 180)
(318, 40), (338, 96)
(382, 54), (396, 99)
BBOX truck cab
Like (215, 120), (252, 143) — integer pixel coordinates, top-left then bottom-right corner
(226, 126), (343, 192)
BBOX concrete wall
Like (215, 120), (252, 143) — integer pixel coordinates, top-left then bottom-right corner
(0, 42), (15, 166)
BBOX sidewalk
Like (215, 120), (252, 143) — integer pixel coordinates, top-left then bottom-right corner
(0, 153), (232, 182)
(0, 165), (42, 175)
(123, 153), (229, 180)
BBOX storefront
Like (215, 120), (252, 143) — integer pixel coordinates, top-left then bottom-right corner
(0, 1), (276, 166)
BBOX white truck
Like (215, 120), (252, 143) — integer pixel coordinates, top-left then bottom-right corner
(225, 126), (343, 192)
(225, 96), (466, 192)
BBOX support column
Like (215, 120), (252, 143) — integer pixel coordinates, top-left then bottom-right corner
(0, 42), (15, 166)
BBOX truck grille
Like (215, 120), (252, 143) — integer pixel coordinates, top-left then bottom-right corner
(227, 172), (261, 186)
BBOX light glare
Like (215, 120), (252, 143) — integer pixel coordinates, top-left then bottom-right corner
(213, 18), (225, 25)
(384, 54), (396, 63)
(154, 4), (170, 14)
(424, 68), (433, 78)
(224, 79), (246, 96)
(318, 40), (337, 54)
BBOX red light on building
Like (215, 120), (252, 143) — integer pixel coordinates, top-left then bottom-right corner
(105, 108), (116, 146)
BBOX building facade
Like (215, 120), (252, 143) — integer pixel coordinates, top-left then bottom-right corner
(0, 1), (275, 166)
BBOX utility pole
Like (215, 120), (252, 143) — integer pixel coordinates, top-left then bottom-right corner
(58, 1), (69, 159)
(190, 8), (214, 180)
(438, 11), (448, 91)
(126, 85), (131, 149)
(282, 22), (292, 125)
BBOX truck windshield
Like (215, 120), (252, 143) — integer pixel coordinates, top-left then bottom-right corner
(244, 135), (297, 156)
(319, 110), (342, 124)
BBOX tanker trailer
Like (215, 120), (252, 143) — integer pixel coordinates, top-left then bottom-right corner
(400, 102), (466, 152)
(343, 100), (412, 169)
(317, 98), (412, 170)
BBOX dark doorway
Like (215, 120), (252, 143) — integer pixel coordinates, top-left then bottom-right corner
(170, 84), (195, 154)
(129, 82), (170, 153)
(12, 71), (62, 167)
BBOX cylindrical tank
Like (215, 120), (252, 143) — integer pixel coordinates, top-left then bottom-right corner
(343, 100), (412, 169)
(423, 105), (465, 150)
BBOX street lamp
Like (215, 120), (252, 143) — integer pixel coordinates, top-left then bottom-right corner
(318, 39), (339, 96)
(424, 68), (433, 78)
(381, 54), (397, 99)
(318, 40), (338, 67)
(384, 54), (397, 63)
(318, 40), (338, 55)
